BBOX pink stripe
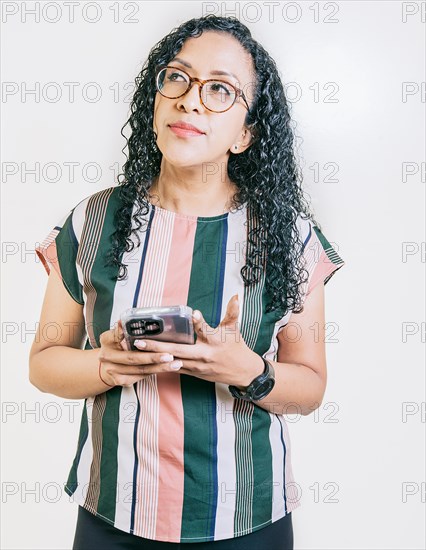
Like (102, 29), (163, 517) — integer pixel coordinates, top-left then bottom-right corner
(308, 247), (338, 295)
(35, 239), (62, 279)
(133, 210), (170, 537)
(155, 215), (197, 541)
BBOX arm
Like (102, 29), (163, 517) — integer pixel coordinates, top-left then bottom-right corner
(245, 282), (328, 416)
(29, 265), (178, 398)
(29, 266), (110, 399)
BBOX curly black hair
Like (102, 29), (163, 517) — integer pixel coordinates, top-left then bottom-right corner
(104, 14), (321, 318)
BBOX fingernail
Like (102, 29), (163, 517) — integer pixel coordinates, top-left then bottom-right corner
(134, 340), (146, 348)
(160, 354), (174, 362)
(170, 360), (183, 370)
(193, 310), (201, 320)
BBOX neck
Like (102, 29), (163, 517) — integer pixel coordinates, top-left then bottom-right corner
(147, 162), (238, 217)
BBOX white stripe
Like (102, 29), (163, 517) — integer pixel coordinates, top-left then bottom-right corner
(126, 204), (169, 537)
(110, 201), (147, 328)
(264, 320), (292, 519)
(110, 201), (148, 530)
(269, 412), (287, 519)
(214, 205), (247, 539)
(138, 205), (173, 307)
(70, 194), (88, 294)
(113, 388), (140, 531)
(279, 416), (302, 512)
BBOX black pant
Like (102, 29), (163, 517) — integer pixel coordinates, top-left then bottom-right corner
(72, 505), (293, 550)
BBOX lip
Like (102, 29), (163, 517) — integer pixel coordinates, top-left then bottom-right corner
(168, 121), (205, 136)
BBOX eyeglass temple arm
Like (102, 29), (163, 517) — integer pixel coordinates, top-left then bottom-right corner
(238, 90), (250, 111)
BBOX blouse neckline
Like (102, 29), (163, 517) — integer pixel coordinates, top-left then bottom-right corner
(149, 201), (247, 222)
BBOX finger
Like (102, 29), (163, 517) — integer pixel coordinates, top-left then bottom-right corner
(111, 319), (126, 349)
(99, 348), (177, 367)
(113, 319), (132, 351)
(134, 339), (197, 358)
(104, 359), (184, 380)
(219, 294), (239, 328)
(191, 308), (212, 339)
(136, 359), (184, 374)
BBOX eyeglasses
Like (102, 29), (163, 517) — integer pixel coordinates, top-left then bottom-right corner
(155, 65), (250, 113)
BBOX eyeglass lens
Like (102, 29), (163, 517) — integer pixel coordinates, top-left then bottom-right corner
(157, 67), (237, 112)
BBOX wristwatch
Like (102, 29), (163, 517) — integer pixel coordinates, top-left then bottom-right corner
(229, 357), (275, 402)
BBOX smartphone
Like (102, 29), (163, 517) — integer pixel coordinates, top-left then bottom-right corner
(120, 305), (195, 350)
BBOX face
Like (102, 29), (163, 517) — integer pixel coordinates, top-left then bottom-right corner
(152, 31), (256, 171)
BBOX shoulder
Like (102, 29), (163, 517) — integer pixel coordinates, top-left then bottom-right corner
(294, 212), (345, 294)
(294, 212), (313, 245)
(290, 211), (317, 258)
(70, 185), (118, 215)
(293, 212), (335, 254)
(69, 186), (120, 241)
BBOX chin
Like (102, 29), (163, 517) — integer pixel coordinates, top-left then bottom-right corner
(160, 147), (208, 166)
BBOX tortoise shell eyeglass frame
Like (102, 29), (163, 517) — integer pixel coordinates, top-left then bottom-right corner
(154, 64), (251, 113)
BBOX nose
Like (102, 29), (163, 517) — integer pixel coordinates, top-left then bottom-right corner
(177, 81), (205, 112)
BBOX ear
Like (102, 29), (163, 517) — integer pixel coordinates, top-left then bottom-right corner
(232, 126), (255, 155)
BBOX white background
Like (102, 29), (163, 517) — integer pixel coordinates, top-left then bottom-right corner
(1, 1), (425, 549)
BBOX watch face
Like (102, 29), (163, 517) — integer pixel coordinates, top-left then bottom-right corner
(252, 378), (275, 400)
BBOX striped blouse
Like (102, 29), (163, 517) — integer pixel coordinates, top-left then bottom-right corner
(35, 186), (345, 543)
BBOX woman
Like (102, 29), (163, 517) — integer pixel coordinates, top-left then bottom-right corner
(30, 14), (345, 550)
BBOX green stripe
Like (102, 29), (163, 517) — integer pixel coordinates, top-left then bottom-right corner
(313, 225), (344, 265)
(97, 390), (121, 519)
(235, 278), (275, 534)
(57, 212), (84, 305)
(250, 284), (277, 528)
(233, 400), (254, 532)
(233, 208), (282, 535)
(180, 218), (226, 541)
(86, 188), (124, 521)
(65, 402), (89, 496)
(65, 341), (93, 496)
(90, 188), (122, 347)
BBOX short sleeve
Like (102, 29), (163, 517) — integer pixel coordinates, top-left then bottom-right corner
(35, 208), (84, 305)
(297, 216), (345, 303)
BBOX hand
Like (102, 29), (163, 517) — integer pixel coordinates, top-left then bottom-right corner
(98, 320), (184, 388)
(133, 295), (264, 387)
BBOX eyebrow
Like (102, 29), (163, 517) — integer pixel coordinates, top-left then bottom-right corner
(170, 57), (240, 81)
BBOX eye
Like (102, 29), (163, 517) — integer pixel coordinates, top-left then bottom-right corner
(167, 71), (187, 82)
(209, 82), (233, 96)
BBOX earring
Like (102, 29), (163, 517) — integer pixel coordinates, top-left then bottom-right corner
(234, 145), (238, 150)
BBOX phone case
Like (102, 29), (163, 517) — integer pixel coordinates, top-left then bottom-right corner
(120, 305), (195, 350)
